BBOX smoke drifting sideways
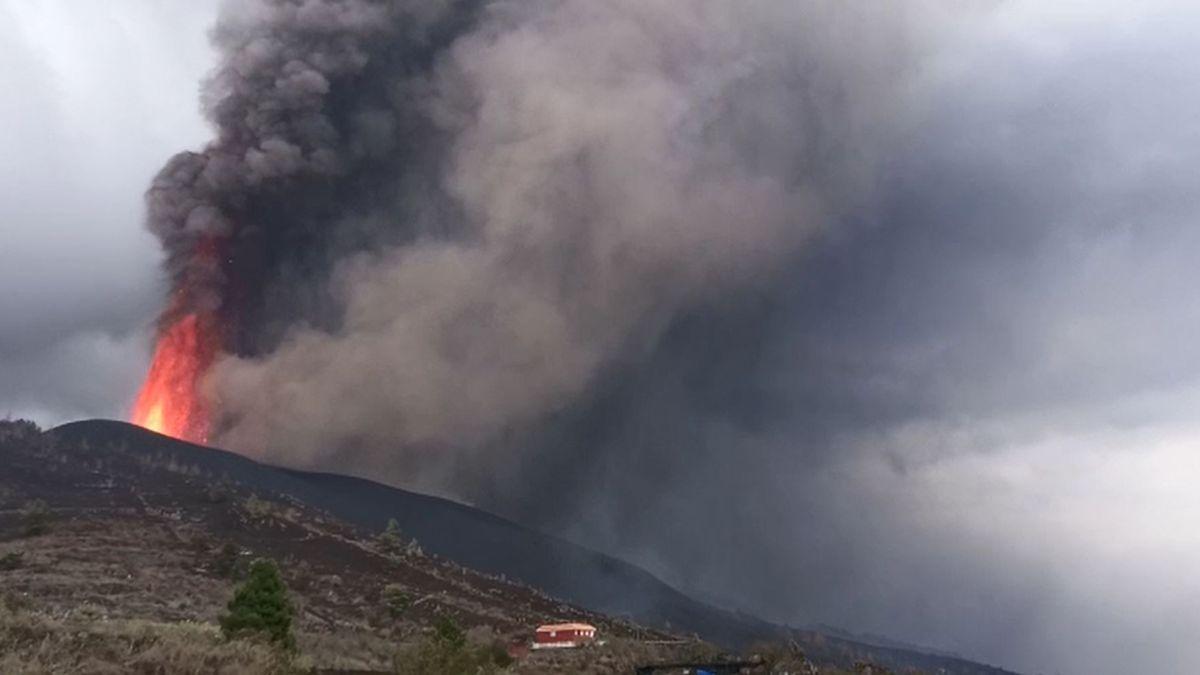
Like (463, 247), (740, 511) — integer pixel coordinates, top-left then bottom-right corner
(142, 0), (941, 466)
(145, 0), (967, 643)
(135, 0), (1200, 673)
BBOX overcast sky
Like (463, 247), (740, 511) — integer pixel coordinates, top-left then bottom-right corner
(3, 2), (1200, 675)
(0, 0), (215, 422)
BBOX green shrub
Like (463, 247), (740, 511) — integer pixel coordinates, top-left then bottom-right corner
(434, 617), (466, 650)
(383, 584), (410, 618)
(219, 559), (295, 650)
(0, 552), (23, 571)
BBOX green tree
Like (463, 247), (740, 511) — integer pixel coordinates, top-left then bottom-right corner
(219, 559), (295, 650)
(379, 518), (404, 554)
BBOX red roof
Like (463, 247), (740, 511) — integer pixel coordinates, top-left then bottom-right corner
(536, 623), (596, 633)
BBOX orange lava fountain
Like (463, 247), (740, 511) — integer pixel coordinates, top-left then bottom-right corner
(131, 312), (218, 443)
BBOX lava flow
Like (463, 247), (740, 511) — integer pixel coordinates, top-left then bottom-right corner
(130, 312), (217, 443)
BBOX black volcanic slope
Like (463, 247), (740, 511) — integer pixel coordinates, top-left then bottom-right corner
(50, 419), (1019, 675)
(52, 421), (750, 640)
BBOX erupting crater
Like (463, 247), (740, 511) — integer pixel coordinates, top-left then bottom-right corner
(130, 312), (217, 444)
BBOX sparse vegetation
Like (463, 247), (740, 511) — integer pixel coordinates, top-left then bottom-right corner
(240, 494), (301, 524)
(406, 537), (424, 557)
(0, 419), (41, 444)
(383, 583), (411, 618)
(0, 605), (297, 674)
(220, 559), (295, 650)
(379, 517), (405, 553)
(243, 494), (276, 520)
(393, 616), (511, 675)
(213, 542), (243, 579)
(435, 615), (467, 649)
(379, 517), (425, 558)
(0, 421), (991, 675)
(204, 483), (231, 504)
(20, 500), (52, 538)
(749, 640), (821, 674)
(0, 552), (24, 571)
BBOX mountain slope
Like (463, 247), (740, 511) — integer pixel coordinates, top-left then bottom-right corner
(51, 420), (743, 643)
(37, 419), (1018, 674)
(2, 418), (698, 673)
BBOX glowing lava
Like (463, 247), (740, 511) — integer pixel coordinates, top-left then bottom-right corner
(131, 312), (217, 443)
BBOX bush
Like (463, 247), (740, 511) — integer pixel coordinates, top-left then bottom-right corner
(20, 501), (51, 538)
(0, 552), (23, 571)
(242, 495), (275, 521)
(383, 584), (410, 618)
(434, 617), (466, 650)
(219, 559), (295, 650)
(393, 618), (510, 675)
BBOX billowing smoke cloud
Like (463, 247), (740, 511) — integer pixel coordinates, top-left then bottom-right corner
(135, 1), (1200, 673)
(171, 0), (941, 473)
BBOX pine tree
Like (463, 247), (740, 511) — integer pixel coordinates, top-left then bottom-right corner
(219, 558), (295, 650)
(379, 518), (404, 555)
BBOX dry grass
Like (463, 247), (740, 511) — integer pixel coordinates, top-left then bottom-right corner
(0, 596), (302, 674)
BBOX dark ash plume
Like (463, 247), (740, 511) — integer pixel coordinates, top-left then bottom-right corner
(161, 0), (941, 484)
(148, 0), (951, 652)
(115, 1), (1200, 673)
(147, 0), (479, 348)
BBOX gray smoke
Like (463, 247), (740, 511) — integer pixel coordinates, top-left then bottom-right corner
(202, 0), (943, 480)
(133, 2), (1200, 674)
(0, 0), (1192, 673)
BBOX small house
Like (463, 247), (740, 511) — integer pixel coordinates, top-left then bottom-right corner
(532, 622), (598, 649)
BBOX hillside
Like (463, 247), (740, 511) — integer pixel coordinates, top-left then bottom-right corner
(0, 419), (1020, 674)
